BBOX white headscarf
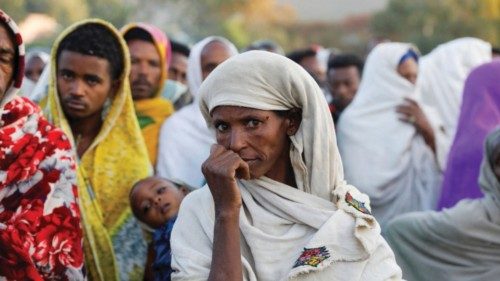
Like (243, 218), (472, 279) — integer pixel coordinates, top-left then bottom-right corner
(156, 36), (238, 188)
(171, 51), (401, 281)
(418, 37), (492, 167)
(336, 42), (443, 229)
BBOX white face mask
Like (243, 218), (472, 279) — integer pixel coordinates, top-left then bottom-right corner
(162, 79), (188, 102)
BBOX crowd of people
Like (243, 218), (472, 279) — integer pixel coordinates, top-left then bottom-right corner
(0, 8), (499, 281)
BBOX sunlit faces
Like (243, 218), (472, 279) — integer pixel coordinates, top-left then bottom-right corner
(0, 23), (15, 98)
(327, 66), (360, 111)
(128, 39), (162, 100)
(211, 106), (301, 181)
(25, 56), (45, 82)
(200, 41), (233, 80)
(57, 50), (117, 120)
(130, 177), (186, 229)
(397, 58), (418, 85)
(168, 51), (188, 85)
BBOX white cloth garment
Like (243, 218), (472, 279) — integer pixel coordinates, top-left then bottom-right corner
(156, 36), (238, 188)
(418, 37), (491, 168)
(386, 127), (500, 281)
(171, 51), (402, 281)
(336, 43), (444, 230)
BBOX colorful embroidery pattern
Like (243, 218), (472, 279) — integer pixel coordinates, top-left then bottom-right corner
(345, 192), (371, 215)
(293, 246), (331, 268)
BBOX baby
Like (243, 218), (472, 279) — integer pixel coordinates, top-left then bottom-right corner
(130, 176), (189, 281)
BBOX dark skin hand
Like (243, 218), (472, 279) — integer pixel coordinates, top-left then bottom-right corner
(396, 97), (436, 153)
(201, 144), (250, 281)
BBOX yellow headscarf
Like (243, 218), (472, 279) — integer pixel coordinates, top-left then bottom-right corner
(121, 23), (174, 165)
(44, 19), (151, 281)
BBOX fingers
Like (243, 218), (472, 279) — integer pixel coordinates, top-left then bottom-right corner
(235, 160), (251, 180)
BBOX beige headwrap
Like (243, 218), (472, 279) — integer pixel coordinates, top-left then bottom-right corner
(171, 51), (401, 281)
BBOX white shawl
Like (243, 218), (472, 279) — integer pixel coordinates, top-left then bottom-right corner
(418, 37), (492, 168)
(171, 51), (402, 281)
(336, 43), (443, 230)
(155, 36), (238, 188)
(386, 127), (500, 281)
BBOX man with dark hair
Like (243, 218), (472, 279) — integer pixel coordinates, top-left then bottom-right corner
(122, 23), (174, 166)
(327, 53), (364, 123)
(165, 40), (192, 109)
(0, 9), (84, 280)
(45, 19), (151, 281)
(287, 48), (326, 86)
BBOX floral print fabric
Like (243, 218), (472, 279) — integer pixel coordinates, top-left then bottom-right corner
(0, 97), (84, 280)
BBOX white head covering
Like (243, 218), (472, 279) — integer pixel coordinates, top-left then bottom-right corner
(200, 50), (343, 199)
(156, 36), (238, 188)
(336, 42), (443, 229)
(171, 51), (402, 281)
(418, 37), (492, 167)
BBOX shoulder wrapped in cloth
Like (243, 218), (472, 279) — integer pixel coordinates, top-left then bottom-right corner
(437, 60), (500, 209)
(386, 125), (500, 281)
(0, 9), (85, 280)
(336, 42), (444, 229)
(418, 37), (492, 168)
(43, 19), (151, 281)
(170, 50), (402, 281)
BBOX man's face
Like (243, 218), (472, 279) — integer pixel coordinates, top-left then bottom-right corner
(168, 51), (188, 85)
(328, 66), (361, 111)
(200, 41), (232, 80)
(57, 50), (116, 121)
(128, 39), (162, 100)
(300, 56), (326, 86)
(0, 24), (15, 99)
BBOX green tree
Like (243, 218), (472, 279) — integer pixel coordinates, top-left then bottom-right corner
(372, 0), (499, 53)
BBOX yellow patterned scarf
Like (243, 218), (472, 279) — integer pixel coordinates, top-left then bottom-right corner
(44, 19), (151, 281)
(121, 23), (174, 165)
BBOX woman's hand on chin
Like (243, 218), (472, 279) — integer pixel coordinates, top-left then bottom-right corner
(202, 144), (250, 218)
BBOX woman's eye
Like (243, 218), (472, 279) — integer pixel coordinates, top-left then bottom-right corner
(247, 120), (260, 127)
(157, 186), (166, 194)
(215, 123), (228, 132)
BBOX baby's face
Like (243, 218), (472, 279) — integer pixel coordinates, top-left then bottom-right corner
(130, 178), (185, 229)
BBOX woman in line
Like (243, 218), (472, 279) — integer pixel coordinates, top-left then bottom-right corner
(336, 43), (445, 230)
(170, 51), (402, 281)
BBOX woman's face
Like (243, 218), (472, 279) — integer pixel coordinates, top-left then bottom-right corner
(211, 106), (300, 181)
(397, 58), (418, 85)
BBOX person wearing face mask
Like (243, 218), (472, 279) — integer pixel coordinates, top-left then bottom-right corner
(162, 40), (191, 110)
(156, 36), (238, 189)
(336, 43), (446, 231)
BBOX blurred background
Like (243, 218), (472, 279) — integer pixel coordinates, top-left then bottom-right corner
(2, 0), (499, 56)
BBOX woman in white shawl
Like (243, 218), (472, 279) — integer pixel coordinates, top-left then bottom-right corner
(171, 51), (402, 281)
(336, 43), (444, 230)
(385, 126), (500, 281)
(418, 37), (492, 168)
(156, 36), (238, 188)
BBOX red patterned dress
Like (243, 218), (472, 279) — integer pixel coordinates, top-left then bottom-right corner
(0, 97), (85, 280)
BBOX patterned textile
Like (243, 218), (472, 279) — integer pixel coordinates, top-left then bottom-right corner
(121, 23), (174, 166)
(0, 97), (85, 280)
(0, 9), (84, 280)
(44, 19), (151, 281)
